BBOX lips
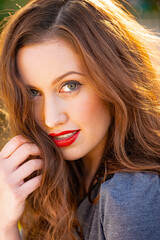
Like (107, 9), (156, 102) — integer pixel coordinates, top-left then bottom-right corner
(49, 130), (80, 147)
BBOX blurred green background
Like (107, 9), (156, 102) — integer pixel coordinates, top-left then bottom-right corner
(0, 0), (28, 20)
(0, 0), (160, 149)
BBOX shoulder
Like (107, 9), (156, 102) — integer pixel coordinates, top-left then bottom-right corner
(99, 172), (160, 240)
(100, 171), (160, 201)
(100, 172), (160, 213)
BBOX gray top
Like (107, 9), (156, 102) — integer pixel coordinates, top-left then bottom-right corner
(78, 172), (160, 240)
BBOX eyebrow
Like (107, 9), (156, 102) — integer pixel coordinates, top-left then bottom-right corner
(25, 71), (85, 89)
(51, 71), (85, 86)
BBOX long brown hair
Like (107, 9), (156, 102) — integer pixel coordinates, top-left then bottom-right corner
(0, 0), (160, 239)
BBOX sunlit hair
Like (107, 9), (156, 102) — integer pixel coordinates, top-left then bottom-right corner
(0, 0), (160, 239)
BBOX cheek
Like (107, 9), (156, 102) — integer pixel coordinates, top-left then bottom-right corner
(33, 100), (44, 124)
(67, 94), (95, 124)
(68, 91), (110, 128)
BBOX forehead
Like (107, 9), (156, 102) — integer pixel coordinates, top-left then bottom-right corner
(16, 39), (84, 85)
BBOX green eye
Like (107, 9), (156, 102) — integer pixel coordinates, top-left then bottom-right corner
(60, 81), (82, 93)
(30, 89), (39, 97)
(67, 83), (77, 90)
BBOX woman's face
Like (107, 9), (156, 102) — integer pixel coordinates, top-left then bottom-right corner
(17, 40), (111, 161)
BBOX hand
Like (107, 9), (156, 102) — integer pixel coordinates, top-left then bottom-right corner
(0, 135), (43, 231)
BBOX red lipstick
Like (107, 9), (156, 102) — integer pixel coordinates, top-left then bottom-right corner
(49, 130), (80, 147)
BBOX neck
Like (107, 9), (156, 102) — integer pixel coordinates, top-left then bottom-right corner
(82, 153), (103, 193)
(82, 135), (107, 192)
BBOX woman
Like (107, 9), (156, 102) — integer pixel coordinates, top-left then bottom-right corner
(0, 0), (160, 239)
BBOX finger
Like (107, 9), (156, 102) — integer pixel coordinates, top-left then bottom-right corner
(19, 174), (42, 200)
(0, 135), (31, 159)
(8, 143), (42, 171)
(10, 159), (43, 186)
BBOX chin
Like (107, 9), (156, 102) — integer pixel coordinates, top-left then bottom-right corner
(63, 154), (81, 161)
(61, 149), (84, 161)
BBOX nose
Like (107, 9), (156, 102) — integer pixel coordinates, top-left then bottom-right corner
(43, 96), (68, 129)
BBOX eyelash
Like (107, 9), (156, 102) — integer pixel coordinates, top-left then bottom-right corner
(29, 89), (40, 97)
(60, 80), (82, 93)
(29, 80), (82, 97)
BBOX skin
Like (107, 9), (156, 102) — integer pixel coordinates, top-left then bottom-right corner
(0, 39), (111, 237)
(0, 135), (43, 239)
(17, 39), (111, 188)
